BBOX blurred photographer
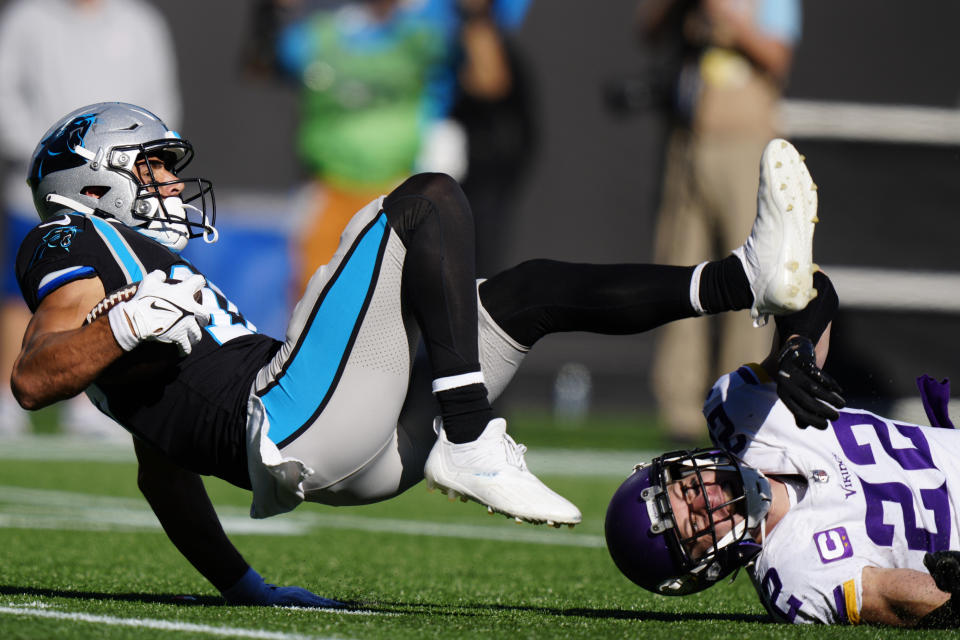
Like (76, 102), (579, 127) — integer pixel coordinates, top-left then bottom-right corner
(640, 0), (802, 444)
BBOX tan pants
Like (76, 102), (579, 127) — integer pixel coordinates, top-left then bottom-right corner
(295, 182), (388, 296)
(651, 130), (774, 440)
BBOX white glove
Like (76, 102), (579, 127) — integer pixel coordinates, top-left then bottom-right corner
(107, 270), (210, 356)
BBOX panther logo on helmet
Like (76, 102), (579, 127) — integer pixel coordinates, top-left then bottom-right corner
(27, 102), (217, 253)
(28, 113), (97, 190)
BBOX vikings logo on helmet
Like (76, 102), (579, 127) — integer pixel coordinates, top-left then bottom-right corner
(28, 113), (97, 190)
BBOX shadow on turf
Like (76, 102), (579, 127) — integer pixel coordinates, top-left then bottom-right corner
(0, 585), (223, 606)
(0, 586), (768, 623)
(367, 600), (771, 624)
(0, 585), (368, 610)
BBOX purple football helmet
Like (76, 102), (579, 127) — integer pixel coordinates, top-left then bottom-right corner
(604, 449), (771, 595)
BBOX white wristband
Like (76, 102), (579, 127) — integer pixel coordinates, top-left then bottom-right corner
(107, 302), (139, 352)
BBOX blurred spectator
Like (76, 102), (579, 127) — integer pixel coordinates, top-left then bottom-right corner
(639, 0), (801, 443)
(451, 0), (534, 276)
(0, 0), (181, 437)
(243, 0), (529, 294)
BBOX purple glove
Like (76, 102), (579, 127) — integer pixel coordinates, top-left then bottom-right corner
(221, 568), (344, 608)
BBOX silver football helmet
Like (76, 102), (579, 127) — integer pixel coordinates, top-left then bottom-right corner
(27, 102), (216, 252)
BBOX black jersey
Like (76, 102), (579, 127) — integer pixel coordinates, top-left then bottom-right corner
(15, 212), (282, 487)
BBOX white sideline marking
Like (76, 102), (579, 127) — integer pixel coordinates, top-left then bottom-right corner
(0, 434), (134, 462)
(0, 605), (347, 639)
(0, 485), (607, 547)
(0, 434), (655, 477)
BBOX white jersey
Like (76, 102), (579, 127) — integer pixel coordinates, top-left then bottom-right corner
(704, 364), (960, 625)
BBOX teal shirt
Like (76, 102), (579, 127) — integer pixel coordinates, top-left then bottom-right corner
(280, 5), (447, 188)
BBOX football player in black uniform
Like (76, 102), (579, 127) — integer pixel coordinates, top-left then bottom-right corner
(12, 102), (829, 606)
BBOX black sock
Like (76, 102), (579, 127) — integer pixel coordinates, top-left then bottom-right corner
(478, 260), (697, 347)
(698, 254), (753, 314)
(436, 383), (494, 443)
(774, 271), (838, 344)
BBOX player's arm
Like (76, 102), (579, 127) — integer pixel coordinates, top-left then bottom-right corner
(860, 566), (950, 627)
(701, 0), (794, 80)
(11, 276), (118, 408)
(135, 438), (343, 608)
(764, 271), (846, 429)
(12, 270), (209, 409)
(133, 438), (249, 592)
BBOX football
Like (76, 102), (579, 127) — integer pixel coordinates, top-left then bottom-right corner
(84, 278), (203, 325)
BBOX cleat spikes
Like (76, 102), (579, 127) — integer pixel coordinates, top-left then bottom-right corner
(800, 154), (806, 162)
(739, 139), (817, 325)
(812, 262), (821, 272)
(487, 506), (494, 515)
(568, 524), (575, 529)
(515, 517), (523, 524)
(460, 495), (468, 503)
(811, 183), (818, 191)
(808, 288), (818, 299)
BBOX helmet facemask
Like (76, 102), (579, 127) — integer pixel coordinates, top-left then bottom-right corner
(111, 139), (217, 252)
(605, 449), (771, 596)
(656, 451), (771, 593)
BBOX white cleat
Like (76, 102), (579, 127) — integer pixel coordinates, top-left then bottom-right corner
(424, 418), (582, 526)
(734, 138), (819, 326)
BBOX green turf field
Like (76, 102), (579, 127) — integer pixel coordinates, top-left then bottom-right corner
(0, 416), (952, 639)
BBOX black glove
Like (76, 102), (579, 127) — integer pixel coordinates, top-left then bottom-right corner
(776, 336), (845, 429)
(925, 551), (960, 596)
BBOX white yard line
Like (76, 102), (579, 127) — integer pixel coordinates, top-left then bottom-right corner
(0, 484), (606, 547)
(0, 434), (657, 477)
(0, 437), (648, 548)
(0, 604), (350, 639)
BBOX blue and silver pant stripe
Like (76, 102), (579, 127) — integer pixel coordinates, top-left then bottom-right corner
(259, 212), (391, 448)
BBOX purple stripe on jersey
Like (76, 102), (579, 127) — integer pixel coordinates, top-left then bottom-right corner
(832, 584), (849, 624)
(735, 365), (759, 385)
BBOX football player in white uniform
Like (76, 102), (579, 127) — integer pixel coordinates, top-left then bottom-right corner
(606, 272), (960, 627)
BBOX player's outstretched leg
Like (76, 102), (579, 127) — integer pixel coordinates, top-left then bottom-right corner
(382, 173), (581, 527)
(733, 138), (819, 326)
